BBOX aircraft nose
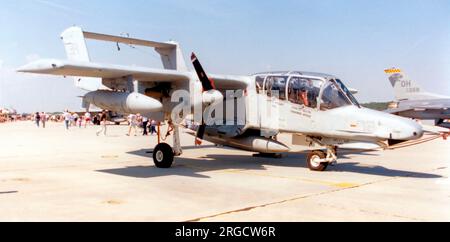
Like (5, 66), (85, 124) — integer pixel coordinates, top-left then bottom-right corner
(397, 118), (424, 140)
(359, 107), (424, 141)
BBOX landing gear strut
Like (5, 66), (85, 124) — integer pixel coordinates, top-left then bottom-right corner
(152, 122), (182, 168)
(306, 146), (338, 172)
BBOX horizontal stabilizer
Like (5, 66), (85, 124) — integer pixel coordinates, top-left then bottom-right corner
(83, 31), (177, 49)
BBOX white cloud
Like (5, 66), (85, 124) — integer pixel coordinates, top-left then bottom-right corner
(0, 60), (3, 68)
(26, 54), (41, 63)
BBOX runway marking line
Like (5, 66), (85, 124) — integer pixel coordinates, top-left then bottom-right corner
(223, 169), (360, 189)
(180, 164), (359, 189)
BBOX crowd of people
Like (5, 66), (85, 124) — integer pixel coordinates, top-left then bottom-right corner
(29, 110), (161, 138)
(0, 114), (20, 123)
(0, 108), (20, 123)
(95, 111), (160, 137)
(124, 113), (158, 137)
(32, 111), (92, 129)
(2, 107), (187, 140)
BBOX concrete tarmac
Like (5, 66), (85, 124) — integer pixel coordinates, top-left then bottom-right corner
(0, 122), (449, 221)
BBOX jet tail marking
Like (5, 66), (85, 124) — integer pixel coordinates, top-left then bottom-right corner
(384, 67), (448, 101)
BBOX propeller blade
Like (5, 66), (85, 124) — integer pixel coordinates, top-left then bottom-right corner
(191, 53), (215, 91)
(191, 53), (217, 144)
(191, 53), (216, 145)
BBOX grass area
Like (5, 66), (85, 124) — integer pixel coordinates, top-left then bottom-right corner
(361, 102), (391, 111)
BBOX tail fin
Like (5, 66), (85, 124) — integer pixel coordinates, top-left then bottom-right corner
(61, 27), (91, 62)
(384, 68), (424, 101)
(155, 41), (188, 72)
(384, 68), (447, 101)
(61, 27), (102, 91)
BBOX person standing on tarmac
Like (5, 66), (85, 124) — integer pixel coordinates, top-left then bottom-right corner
(151, 119), (159, 135)
(96, 110), (108, 136)
(84, 112), (91, 128)
(127, 113), (138, 136)
(63, 110), (71, 130)
(142, 116), (149, 136)
(41, 112), (47, 128)
(34, 112), (41, 128)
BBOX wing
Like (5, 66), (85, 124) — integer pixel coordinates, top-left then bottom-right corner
(17, 59), (250, 89)
(17, 59), (191, 82)
(385, 107), (414, 114)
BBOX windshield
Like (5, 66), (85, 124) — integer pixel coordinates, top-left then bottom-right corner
(335, 79), (361, 107)
(320, 80), (352, 110)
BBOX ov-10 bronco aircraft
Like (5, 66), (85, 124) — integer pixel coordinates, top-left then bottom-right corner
(18, 27), (424, 171)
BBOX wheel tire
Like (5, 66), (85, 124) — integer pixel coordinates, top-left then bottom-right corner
(153, 143), (174, 168)
(307, 150), (329, 172)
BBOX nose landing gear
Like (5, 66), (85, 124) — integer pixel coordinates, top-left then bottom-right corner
(306, 146), (338, 172)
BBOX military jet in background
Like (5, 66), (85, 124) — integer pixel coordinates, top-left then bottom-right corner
(18, 27), (424, 171)
(385, 68), (450, 128)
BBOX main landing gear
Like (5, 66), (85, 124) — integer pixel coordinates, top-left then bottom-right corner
(152, 123), (182, 168)
(306, 146), (338, 172)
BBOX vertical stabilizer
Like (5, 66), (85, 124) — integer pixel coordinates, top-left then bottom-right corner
(384, 68), (448, 100)
(61, 27), (103, 91)
(155, 41), (188, 72)
(385, 68), (422, 100)
(61, 27), (90, 62)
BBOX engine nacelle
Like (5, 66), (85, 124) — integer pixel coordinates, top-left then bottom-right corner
(83, 90), (163, 114)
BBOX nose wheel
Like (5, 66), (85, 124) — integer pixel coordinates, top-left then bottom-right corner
(153, 143), (174, 168)
(306, 146), (338, 172)
(307, 150), (329, 171)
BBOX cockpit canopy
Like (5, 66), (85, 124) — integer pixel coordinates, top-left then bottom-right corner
(254, 72), (360, 110)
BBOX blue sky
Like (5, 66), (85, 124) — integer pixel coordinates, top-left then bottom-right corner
(0, 0), (449, 112)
